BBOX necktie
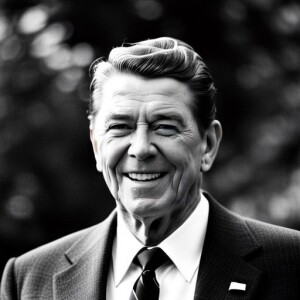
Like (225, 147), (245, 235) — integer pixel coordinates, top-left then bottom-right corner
(130, 247), (169, 300)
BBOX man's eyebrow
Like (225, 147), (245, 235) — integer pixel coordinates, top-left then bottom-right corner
(103, 112), (186, 127)
(104, 113), (133, 126)
(151, 113), (186, 126)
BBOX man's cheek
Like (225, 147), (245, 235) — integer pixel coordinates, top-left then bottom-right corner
(173, 161), (198, 201)
(101, 152), (120, 200)
(101, 140), (129, 199)
(102, 162), (118, 199)
(171, 163), (185, 200)
(106, 138), (130, 162)
(116, 173), (126, 203)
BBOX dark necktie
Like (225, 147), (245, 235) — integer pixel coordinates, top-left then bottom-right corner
(129, 247), (169, 300)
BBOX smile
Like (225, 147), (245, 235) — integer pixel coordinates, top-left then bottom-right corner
(126, 173), (165, 181)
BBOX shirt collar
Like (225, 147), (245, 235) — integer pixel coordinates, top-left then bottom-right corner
(112, 191), (209, 285)
(113, 211), (144, 286)
(158, 193), (209, 282)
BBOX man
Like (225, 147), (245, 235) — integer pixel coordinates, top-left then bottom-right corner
(1, 37), (300, 299)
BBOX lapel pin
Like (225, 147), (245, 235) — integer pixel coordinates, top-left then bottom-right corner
(229, 282), (247, 292)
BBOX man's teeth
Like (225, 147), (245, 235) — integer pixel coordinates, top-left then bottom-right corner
(128, 173), (161, 181)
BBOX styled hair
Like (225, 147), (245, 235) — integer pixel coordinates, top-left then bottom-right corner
(88, 37), (216, 132)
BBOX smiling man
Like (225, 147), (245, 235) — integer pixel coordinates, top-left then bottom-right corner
(1, 37), (300, 300)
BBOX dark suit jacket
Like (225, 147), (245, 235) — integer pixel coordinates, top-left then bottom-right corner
(1, 193), (300, 299)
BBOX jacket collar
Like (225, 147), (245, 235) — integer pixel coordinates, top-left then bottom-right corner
(194, 192), (262, 299)
(53, 211), (117, 300)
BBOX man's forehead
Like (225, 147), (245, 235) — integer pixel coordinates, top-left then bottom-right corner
(109, 89), (182, 101)
(102, 73), (192, 100)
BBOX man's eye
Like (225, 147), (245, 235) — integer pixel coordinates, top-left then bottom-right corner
(154, 124), (178, 136)
(108, 124), (131, 130)
(107, 124), (132, 136)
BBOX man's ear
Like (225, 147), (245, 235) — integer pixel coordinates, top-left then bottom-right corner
(200, 120), (222, 172)
(90, 128), (103, 172)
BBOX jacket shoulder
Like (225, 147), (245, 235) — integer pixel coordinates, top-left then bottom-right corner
(11, 225), (98, 287)
(17, 226), (95, 265)
(1, 226), (97, 299)
(244, 216), (300, 249)
(1, 211), (117, 299)
(15, 210), (116, 269)
(243, 217), (300, 298)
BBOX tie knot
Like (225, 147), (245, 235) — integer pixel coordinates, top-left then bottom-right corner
(135, 247), (169, 271)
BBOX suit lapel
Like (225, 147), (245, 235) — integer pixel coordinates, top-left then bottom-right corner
(53, 211), (117, 300)
(194, 193), (262, 299)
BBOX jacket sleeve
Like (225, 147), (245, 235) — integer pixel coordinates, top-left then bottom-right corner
(1, 258), (18, 300)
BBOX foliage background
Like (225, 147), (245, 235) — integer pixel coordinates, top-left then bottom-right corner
(1, 0), (300, 273)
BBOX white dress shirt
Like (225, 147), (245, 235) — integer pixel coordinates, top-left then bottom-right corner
(106, 192), (209, 300)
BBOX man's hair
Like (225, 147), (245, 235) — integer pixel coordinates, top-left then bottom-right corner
(88, 37), (216, 132)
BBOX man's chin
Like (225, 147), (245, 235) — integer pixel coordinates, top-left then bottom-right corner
(118, 197), (169, 219)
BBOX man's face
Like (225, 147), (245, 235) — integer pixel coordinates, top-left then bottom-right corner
(91, 73), (209, 220)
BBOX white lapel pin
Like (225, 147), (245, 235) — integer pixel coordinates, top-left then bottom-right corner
(229, 282), (247, 292)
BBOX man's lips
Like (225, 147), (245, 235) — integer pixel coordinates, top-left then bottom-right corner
(124, 172), (167, 181)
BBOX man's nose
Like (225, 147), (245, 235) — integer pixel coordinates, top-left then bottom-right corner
(128, 126), (157, 160)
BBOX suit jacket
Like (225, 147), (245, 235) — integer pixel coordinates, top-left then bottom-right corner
(1, 193), (300, 299)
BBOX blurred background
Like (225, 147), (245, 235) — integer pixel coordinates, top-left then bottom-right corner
(1, 0), (300, 274)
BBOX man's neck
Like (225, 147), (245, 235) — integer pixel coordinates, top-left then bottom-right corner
(117, 196), (201, 246)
